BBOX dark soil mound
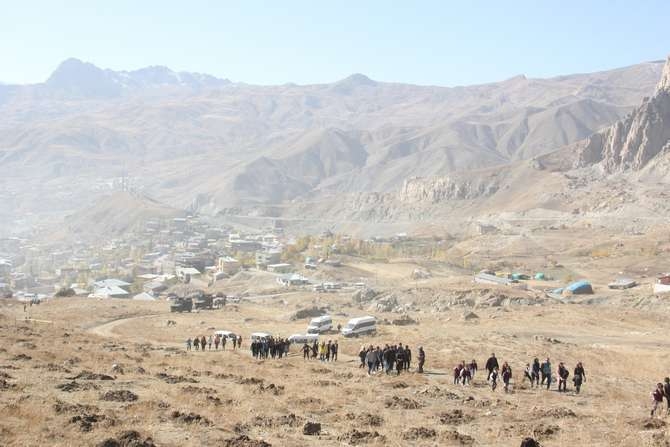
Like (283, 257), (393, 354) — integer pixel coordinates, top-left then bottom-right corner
(97, 430), (155, 447)
(520, 438), (542, 447)
(303, 421), (321, 435)
(0, 378), (16, 390)
(256, 383), (284, 395)
(384, 396), (423, 409)
(291, 307), (328, 320)
(222, 435), (272, 447)
(56, 381), (100, 392)
(69, 413), (110, 432)
(402, 427), (436, 440)
(442, 430), (475, 445)
(170, 410), (212, 425)
(338, 429), (385, 445)
(238, 377), (264, 385)
(101, 390), (138, 402)
(69, 371), (115, 381)
(53, 400), (99, 414)
(155, 372), (197, 384)
(345, 412), (384, 426)
(438, 409), (473, 424)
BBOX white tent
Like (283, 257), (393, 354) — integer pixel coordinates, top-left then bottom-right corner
(133, 292), (156, 301)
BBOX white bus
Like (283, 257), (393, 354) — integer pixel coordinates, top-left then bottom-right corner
(341, 316), (376, 337)
(307, 315), (333, 334)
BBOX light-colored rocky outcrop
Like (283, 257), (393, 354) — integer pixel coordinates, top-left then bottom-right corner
(398, 176), (499, 203)
(575, 56), (670, 172)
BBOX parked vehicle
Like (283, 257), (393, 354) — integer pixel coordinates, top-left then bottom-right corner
(341, 316), (376, 337)
(214, 330), (237, 341)
(250, 332), (272, 342)
(307, 315), (333, 334)
(192, 293), (214, 310)
(288, 333), (319, 344)
(170, 297), (193, 313)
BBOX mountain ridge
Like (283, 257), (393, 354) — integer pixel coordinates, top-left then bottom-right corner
(0, 57), (667, 234)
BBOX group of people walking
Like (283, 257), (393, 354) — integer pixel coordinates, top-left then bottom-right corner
(442, 353), (589, 394)
(250, 336), (290, 359)
(302, 340), (339, 361)
(359, 344), (425, 375)
(186, 334), (241, 351)
(478, 354), (586, 394)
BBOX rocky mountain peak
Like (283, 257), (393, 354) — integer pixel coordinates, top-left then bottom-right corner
(658, 55), (670, 92)
(575, 56), (670, 172)
(46, 58), (120, 97)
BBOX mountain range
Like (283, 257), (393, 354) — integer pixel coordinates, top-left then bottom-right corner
(0, 56), (668, 236)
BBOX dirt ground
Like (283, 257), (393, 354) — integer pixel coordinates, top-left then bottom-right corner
(2, 281), (670, 447)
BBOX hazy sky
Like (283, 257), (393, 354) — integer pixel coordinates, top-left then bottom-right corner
(1, 0), (669, 86)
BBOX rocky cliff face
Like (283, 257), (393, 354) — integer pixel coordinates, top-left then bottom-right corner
(398, 176), (499, 203)
(658, 56), (670, 92)
(576, 56), (670, 172)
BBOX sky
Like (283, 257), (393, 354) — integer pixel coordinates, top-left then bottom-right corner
(1, 0), (669, 86)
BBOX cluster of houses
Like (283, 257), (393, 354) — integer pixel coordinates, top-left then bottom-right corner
(0, 215), (331, 301)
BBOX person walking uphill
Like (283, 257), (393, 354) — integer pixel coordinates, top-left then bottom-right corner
(652, 383), (665, 417)
(417, 347), (425, 373)
(532, 358), (541, 388)
(193, 336), (200, 351)
(664, 377), (670, 414)
(573, 362), (586, 394)
(186, 338), (192, 351)
(365, 347), (377, 375)
(501, 362), (512, 393)
(558, 362), (569, 392)
(486, 353), (499, 381)
(541, 358), (552, 390)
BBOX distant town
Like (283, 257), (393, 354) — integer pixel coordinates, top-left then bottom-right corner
(0, 214), (423, 304)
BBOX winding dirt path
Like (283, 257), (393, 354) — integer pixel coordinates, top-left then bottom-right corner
(87, 313), (162, 338)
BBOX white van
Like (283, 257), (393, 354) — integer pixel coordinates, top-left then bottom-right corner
(214, 330), (237, 341)
(288, 333), (319, 344)
(250, 332), (272, 342)
(307, 315), (333, 334)
(341, 316), (376, 337)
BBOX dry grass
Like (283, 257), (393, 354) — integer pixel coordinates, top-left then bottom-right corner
(1, 288), (670, 447)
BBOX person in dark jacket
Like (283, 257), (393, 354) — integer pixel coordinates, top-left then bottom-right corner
(405, 347), (412, 370)
(557, 362), (569, 392)
(663, 377), (670, 414)
(417, 347), (425, 373)
(485, 353), (499, 381)
(541, 358), (552, 390)
(469, 359), (478, 378)
(358, 345), (367, 368)
(501, 362), (512, 393)
(454, 363), (463, 385)
(573, 362), (586, 394)
(531, 358), (541, 387)
(302, 343), (310, 360)
(395, 348), (404, 375)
